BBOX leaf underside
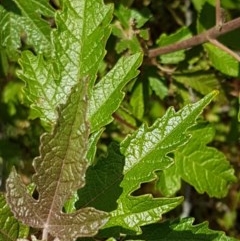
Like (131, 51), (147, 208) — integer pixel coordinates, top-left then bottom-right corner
(6, 79), (108, 241)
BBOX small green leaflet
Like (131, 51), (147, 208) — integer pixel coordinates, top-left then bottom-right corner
(0, 193), (29, 241)
(6, 79), (108, 241)
(103, 91), (218, 233)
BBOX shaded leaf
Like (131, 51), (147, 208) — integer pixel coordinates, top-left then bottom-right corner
(156, 163), (181, 197)
(76, 142), (125, 212)
(130, 81), (144, 119)
(103, 92), (218, 233)
(149, 76), (168, 100)
(173, 71), (221, 96)
(126, 217), (238, 241)
(6, 80), (108, 241)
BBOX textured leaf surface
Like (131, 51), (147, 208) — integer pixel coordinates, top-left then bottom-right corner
(103, 91), (218, 233)
(158, 124), (236, 198)
(89, 53), (142, 132)
(0, 6), (21, 59)
(0, 193), (29, 240)
(126, 218), (238, 241)
(180, 124), (236, 197)
(18, 0), (113, 126)
(204, 43), (240, 77)
(173, 71), (221, 96)
(14, 0), (54, 54)
(6, 80), (108, 241)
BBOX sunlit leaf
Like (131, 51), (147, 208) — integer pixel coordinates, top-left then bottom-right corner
(89, 53), (142, 132)
(18, 0), (113, 127)
(103, 91), (218, 233)
(0, 193), (29, 240)
(158, 124), (236, 197)
(14, 0), (54, 54)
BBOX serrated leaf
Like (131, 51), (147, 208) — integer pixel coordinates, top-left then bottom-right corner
(204, 43), (240, 77)
(18, 0), (113, 127)
(173, 71), (220, 96)
(6, 80), (108, 241)
(126, 217), (238, 241)
(87, 129), (104, 165)
(0, 193), (29, 240)
(149, 76), (168, 100)
(89, 53), (142, 132)
(179, 124), (236, 197)
(103, 91), (218, 233)
(0, 6), (21, 59)
(13, 0), (54, 54)
(76, 142), (125, 212)
(158, 124), (236, 198)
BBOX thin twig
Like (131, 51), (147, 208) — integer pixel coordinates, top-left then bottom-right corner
(216, 0), (222, 27)
(148, 17), (240, 58)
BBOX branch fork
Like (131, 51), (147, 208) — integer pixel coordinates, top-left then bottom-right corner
(148, 0), (240, 62)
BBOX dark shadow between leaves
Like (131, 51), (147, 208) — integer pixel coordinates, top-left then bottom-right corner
(75, 142), (125, 212)
(126, 218), (219, 241)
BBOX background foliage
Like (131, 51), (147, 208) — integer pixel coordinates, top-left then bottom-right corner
(0, 0), (239, 240)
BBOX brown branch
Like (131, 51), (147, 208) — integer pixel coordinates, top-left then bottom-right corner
(148, 17), (240, 58)
(216, 0), (222, 27)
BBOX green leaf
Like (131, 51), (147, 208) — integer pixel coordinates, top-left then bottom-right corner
(76, 142), (125, 212)
(173, 71), (220, 96)
(103, 91), (218, 233)
(14, 0), (54, 54)
(112, 5), (149, 53)
(158, 124), (236, 197)
(130, 80), (144, 119)
(89, 53), (143, 132)
(87, 129), (105, 165)
(0, 193), (29, 240)
(126, 218), (238, 241)
(18, 0), (113, 127)
(149, 76), (168, 100)
(156, 163), (181, 197)
(0, 6), (21, 59)
(157, 27), (192, 64)
(6, 80), (108, 241)
(204, 43), (240, 77)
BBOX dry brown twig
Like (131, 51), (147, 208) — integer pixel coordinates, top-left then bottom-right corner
(148, 0), (240, 62)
